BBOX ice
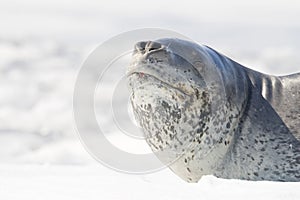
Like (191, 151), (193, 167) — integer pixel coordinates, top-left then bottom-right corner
(0, 165), (299, 200)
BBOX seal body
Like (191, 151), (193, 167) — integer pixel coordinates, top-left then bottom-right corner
(126, 38), (300, 182)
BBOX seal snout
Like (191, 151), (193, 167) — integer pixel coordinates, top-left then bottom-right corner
(135, 41), (163, 54)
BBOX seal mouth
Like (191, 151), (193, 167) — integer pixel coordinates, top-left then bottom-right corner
(126, 65), (192, 96)
(127, 62), (198, 97)
(127, 70), (191, 96)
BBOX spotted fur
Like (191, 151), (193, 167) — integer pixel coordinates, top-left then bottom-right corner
(127, 38), (300, 182)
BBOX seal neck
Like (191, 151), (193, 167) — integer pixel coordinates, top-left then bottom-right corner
(215, 84), (300, 181)
(244, 69), (300, 142)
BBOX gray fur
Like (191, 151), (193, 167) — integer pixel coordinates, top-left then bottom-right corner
(126, 38), (300, 182)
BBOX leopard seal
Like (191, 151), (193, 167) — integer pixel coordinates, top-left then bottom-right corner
(126, 38), (300, 182)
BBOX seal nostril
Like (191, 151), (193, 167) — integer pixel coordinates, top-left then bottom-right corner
(135, 41), (163, 54)
(135, 41), (147, 52)
(146, 41), (162, 52)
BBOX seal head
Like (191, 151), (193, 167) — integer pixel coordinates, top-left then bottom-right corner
(126, 38), (300, 182)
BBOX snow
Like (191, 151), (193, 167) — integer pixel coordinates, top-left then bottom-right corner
(0, 0), (300, 199)
(0, 164), (300, 200)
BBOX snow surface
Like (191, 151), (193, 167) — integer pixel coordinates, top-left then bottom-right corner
(1, 164), (300, 200)
(0, 0), (300, 199)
